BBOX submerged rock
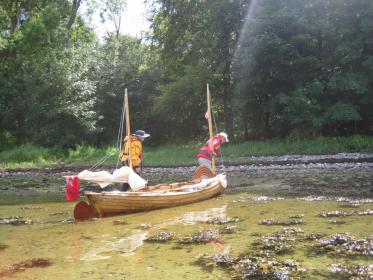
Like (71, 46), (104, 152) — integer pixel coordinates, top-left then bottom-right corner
(232, 256), (306, 280)
(197, 252), (239, 269)
(328, 219), (346, 225)
(273, 228), (304, 236)
(304, 233), (325, 241)
(20, 206), (42, 210)
(248, 196), (285, 202)
(178, 229), (222, 244)
(235, 196), (285, 204)
(200, 216), (240, 225)
(319, 211), (349, 217)
(0, 258), (52, 278)
(357, 209), (373, 216)
(259, 219), (303, 226)
(137, 224), (152, 230)
(0, 216), (32, 225)
(49, 211), (68, 216)
(196, 252), (306, 280)
(317, 233), (373, 256)
(112, 220), (127, 225)
(220, 225), (237, 234)
(289, 214), (304, 219)
(145, 231), (176, 243)
(252, 228), (304, 255)
(330, 263), (373, 279)
(298, 196), (373, 205)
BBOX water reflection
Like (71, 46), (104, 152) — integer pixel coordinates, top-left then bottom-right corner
(80, 231), (147, 261)
(1, 193), (373, 280)
(167, 205), (228, 225)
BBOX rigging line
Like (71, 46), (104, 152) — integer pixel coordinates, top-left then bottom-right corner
(89, 150), (116, 171)
(211, 97), (226, 173)
(116, 96), (126, 152)
(86, 95), (127, 172)
(116, 96), (126, 169)
(116, 109), (125, 169)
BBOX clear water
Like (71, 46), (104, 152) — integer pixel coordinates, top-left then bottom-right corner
(1, 192), (372, 279)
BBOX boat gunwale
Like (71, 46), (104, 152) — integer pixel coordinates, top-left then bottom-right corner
(85, 180), (224, 198)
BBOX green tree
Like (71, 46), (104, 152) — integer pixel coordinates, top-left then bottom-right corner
(150, 0), (250, 141)
(94, 33), (161, 145)
(234, 0), (373, 139)
(0, 1), (98, 147)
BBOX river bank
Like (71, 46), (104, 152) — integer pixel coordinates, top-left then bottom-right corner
(1, 153), (372, 200)
(1, 135), (373, 169)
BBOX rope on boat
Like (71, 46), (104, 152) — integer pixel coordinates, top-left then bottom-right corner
(89, 150), (116, 171)
(211, 97), (226, 174)
(116, 95), (126, 169)
(193, 165), (214, 180)
(88, 94), (126, 172)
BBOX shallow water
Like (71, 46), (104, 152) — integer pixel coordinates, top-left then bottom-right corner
(1, 192), (372, 279)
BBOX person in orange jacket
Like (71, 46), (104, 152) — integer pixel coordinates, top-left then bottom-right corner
(121, 130), (150, 174)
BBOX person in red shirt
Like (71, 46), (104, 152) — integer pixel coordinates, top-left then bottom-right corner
(197, 132), (229, 170)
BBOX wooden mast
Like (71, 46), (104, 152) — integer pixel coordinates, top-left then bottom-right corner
(125, 88), (132, 169)
(206, 84), (215, 175)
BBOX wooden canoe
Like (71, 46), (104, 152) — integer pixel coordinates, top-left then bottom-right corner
(84, 175), (226, 217)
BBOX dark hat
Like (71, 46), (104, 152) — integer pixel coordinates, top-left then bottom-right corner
(132, 130), (150, 138)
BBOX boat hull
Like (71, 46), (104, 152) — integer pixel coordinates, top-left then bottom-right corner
(85, 180), (225, 216)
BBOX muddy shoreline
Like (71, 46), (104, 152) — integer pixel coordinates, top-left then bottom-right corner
(1, 153), (372, 199)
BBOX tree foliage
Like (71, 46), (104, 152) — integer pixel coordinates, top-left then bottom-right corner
(234, 0), (373, 139)
(0, 0), (372, 150)
(0, 1), (97, 147)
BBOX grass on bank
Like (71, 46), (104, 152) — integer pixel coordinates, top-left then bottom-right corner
(0, 135), (373, 169)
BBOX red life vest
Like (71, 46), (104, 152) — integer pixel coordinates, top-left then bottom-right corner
(65, 176), (80, 201)
(197, 135), (223, 161)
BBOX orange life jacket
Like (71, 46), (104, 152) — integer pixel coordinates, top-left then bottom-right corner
(121, 136), (143, 168)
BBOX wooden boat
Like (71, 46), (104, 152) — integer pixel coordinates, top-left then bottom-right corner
(84, 174), (226, 217)
(72, 86), (226, 219)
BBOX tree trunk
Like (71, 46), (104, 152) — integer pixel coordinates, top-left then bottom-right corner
(244, 108), (249, 140)
(10, 15), (18, 33)
(66, 0), (82, 31)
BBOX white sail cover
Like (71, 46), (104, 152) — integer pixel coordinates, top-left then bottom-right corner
(77, 166), (147, 191)
(181, 174), (227, 192)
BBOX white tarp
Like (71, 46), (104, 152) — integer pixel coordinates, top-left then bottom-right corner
(177, 174), (227, 192)
(77, 166), (147, 190)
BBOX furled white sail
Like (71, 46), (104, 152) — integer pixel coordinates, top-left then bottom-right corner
(77, 166), (147, 190)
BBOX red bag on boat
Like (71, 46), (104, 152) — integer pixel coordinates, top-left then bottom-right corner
(65, 176), (80, 201)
